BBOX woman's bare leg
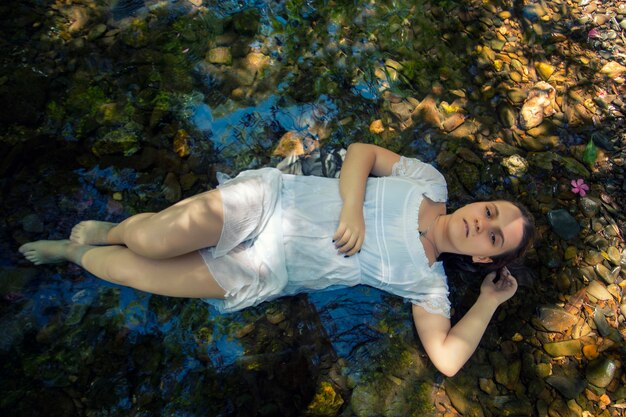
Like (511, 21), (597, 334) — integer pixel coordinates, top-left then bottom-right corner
(19, 240), (226, 298)
(71, 189), (225, 259)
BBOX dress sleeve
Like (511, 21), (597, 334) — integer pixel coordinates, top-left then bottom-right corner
(410, 294), (451, 318)
(391, 156), (448, 202)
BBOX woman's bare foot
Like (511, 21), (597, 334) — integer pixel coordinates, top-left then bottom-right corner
(70, 221), (118, 245)
(19, 240), (93, 266)
(19, 240), (71, 265)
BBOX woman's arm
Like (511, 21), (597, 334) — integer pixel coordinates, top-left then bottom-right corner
(333, 143), (401, 255)
(412, 268), (518, 377)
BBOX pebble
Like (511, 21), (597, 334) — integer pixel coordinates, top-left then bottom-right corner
(587, 280), (613, 301)
(607, 246), (621, 265)
(207, 47), (232, 65)
(21, 214), (44, 233)
(547, 209), (581, 241)
(546, 376), (586, 399)
(535, 306), (579, 332)
(578, 197), (601, 218)
(586, 358), (617, 388)
(584, 250), (604, 265)
(543, 340), (581, 357)
(594, 263), (614, 284)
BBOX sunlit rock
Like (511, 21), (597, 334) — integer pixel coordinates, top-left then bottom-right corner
(501, 154), (528, 176)
(520, 82), (557, 130)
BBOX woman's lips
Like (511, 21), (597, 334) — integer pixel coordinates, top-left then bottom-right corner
(463, 219), (469, 237)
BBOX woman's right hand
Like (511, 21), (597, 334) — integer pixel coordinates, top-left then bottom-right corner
(333, 204), (365, 257)
(479, 267), (518, 305)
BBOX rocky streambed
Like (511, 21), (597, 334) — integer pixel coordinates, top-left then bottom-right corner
(1, 0), (625, 416)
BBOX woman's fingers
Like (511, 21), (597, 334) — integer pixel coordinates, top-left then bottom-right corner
(332, 225), (363, 256)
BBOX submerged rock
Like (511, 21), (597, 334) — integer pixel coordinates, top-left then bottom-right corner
(546, 376), (586, 399)
(547, 210), (580, 241)
(586, 358), (617, 388)
(534, 306), (578, 332)
(543, 340), (581, 357)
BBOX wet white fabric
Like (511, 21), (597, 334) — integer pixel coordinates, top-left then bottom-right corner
(200, 156), (451, 318)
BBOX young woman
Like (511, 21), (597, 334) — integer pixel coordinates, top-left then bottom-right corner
(19, 143), (534, 376)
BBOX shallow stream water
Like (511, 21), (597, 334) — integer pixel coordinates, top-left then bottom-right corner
(1, 0), (626, 416)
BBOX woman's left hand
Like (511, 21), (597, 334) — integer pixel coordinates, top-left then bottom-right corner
(480, 267), (518, 305)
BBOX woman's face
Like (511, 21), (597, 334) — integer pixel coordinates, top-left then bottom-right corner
(446, 201), (525, 263)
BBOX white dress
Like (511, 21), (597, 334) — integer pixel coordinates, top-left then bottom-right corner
(198, 156), (451, 318)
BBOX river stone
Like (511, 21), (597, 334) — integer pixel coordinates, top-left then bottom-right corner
(498, 102), (517, 127)
(535, 307), (578, 332)
(445, 382), (485, 417)
(21, 214), (44, 233)
(546, 376), (586, 399)
(578, 197), (601, 218)
(506, 88), (526, 104)
(207, 47), (232, 65)
(351, 383), (382, 417)
(584, 250), (603, 265)
(594, 264), (614, 284)
(544, 340), (580, 357)
(587, 280), (612, 301)
(501, 154), (528, 176)
(593, 310), (616, 339)
(454, 162), (480, 192)
(547, 210), (580, 241)
(607, 247), (621, 265)
(586, 358), (617, 388)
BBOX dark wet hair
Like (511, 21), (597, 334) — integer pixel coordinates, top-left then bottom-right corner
(440, 200), (535, 275)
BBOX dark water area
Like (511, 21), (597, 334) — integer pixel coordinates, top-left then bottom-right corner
(1, 0), (626, 416)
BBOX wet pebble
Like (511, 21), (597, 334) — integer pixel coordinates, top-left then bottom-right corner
(594, 263), (614, 284)
(21, 214), (44, 233)
(586, 358), (617, 388)
(578, 196), (601, 218)
(501, 154), (528, 176)
(607, 246), (621, 265)
(584, 250), (603, 265)
(547, 209), (580, 241)
(587, 280), (613, 301)
(534, 306), (578, 332)
(543, 340), (580, 357)
(546, 375), (586, 399)
(207, 47), (232, 65)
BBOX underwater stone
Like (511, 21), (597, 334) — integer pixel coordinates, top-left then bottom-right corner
(546, 376), (586, 399)
(587, 280), (612, 301)
(497, 101), (517, 128)
(586, 358), (617, 388)
(543, 340), (580, 357)
(305, 381), (344, 416)
(579, 197), (601, 218)
(92, 122), (142, 157)
(207, 47), (232, 65)
(21, 214), (44, 233)
(501, 154), (528, 176)
(547, 209), (580, 241)
(454, 162), (480, 192)
(534, 306), (578, 332)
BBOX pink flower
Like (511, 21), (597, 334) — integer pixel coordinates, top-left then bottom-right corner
(571, 179), (589, 196)
(588, 28), (601, 39)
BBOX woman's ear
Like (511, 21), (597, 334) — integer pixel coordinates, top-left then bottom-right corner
(472, 256), (493, 264)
